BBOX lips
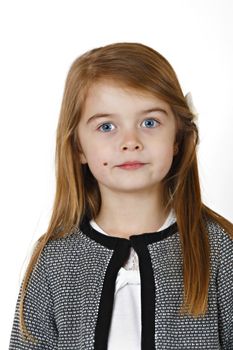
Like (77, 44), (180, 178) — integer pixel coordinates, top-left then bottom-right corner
(117, 161), (145, 166)
(117, 162), (146, 170)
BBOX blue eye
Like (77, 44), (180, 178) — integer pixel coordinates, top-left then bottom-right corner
(97, 118), (160, 133)
(141, 119), (160, 128)
(98, 123), (115, 132)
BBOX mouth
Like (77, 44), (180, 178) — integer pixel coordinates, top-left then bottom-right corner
(117, 162), (146, 170)
(117, 161), (145, 166)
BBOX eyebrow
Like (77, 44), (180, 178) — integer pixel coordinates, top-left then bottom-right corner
(86, 107), (168, 124)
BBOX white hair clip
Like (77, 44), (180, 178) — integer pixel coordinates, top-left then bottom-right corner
(184, 91), (198, 117)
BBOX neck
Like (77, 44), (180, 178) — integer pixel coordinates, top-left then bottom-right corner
(94, 188), (171, 239)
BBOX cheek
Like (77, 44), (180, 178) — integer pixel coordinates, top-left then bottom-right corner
(85, 151), (110, 178)
(77, 128), (110, 172)
(155, 144), (175, 171)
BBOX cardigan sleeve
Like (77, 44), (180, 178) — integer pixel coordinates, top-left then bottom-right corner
(217, 229), (233, 350)
(9, 246), (58, 349)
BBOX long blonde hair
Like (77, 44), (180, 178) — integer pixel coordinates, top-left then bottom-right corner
(19, 42), (233, 343)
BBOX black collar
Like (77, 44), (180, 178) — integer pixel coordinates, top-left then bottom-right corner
(79, 214), (178, 249)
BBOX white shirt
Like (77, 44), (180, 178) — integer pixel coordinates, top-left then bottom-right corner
(90, 209), (177, 350)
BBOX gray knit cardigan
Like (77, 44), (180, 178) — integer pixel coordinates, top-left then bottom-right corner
(9, 215), (233, 349)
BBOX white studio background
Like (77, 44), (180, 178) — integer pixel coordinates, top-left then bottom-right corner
(1, 0), (232, 348)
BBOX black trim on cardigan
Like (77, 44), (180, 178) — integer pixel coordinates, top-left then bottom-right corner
(95, 240), (131, 350)
(79, 214), (178, 248)
(131, 237), (155, 349)
(79, 214), (179, 350)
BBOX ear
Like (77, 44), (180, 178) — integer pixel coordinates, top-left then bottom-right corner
(77, 143), (88, 164)
(173, 143), (179, 156)
(80, 155), (87, 164)
(76, 139), (87, 164)
(79, 150), (87, 164)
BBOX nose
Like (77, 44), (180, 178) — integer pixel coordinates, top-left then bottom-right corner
(120, 131), (143, 151)
(121, 143), (141, 151)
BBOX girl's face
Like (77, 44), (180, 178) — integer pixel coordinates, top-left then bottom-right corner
(77, 79), (178, 195)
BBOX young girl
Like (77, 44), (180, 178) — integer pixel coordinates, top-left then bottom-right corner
(9, 42), (233, 350)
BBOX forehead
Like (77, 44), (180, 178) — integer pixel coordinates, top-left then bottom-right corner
(83, 79), (172, 112)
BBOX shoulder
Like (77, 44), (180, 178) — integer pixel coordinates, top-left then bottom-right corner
(205, 216), (233, 239)
(39, 226), (90, 266)
(205, 216), (233, 263)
